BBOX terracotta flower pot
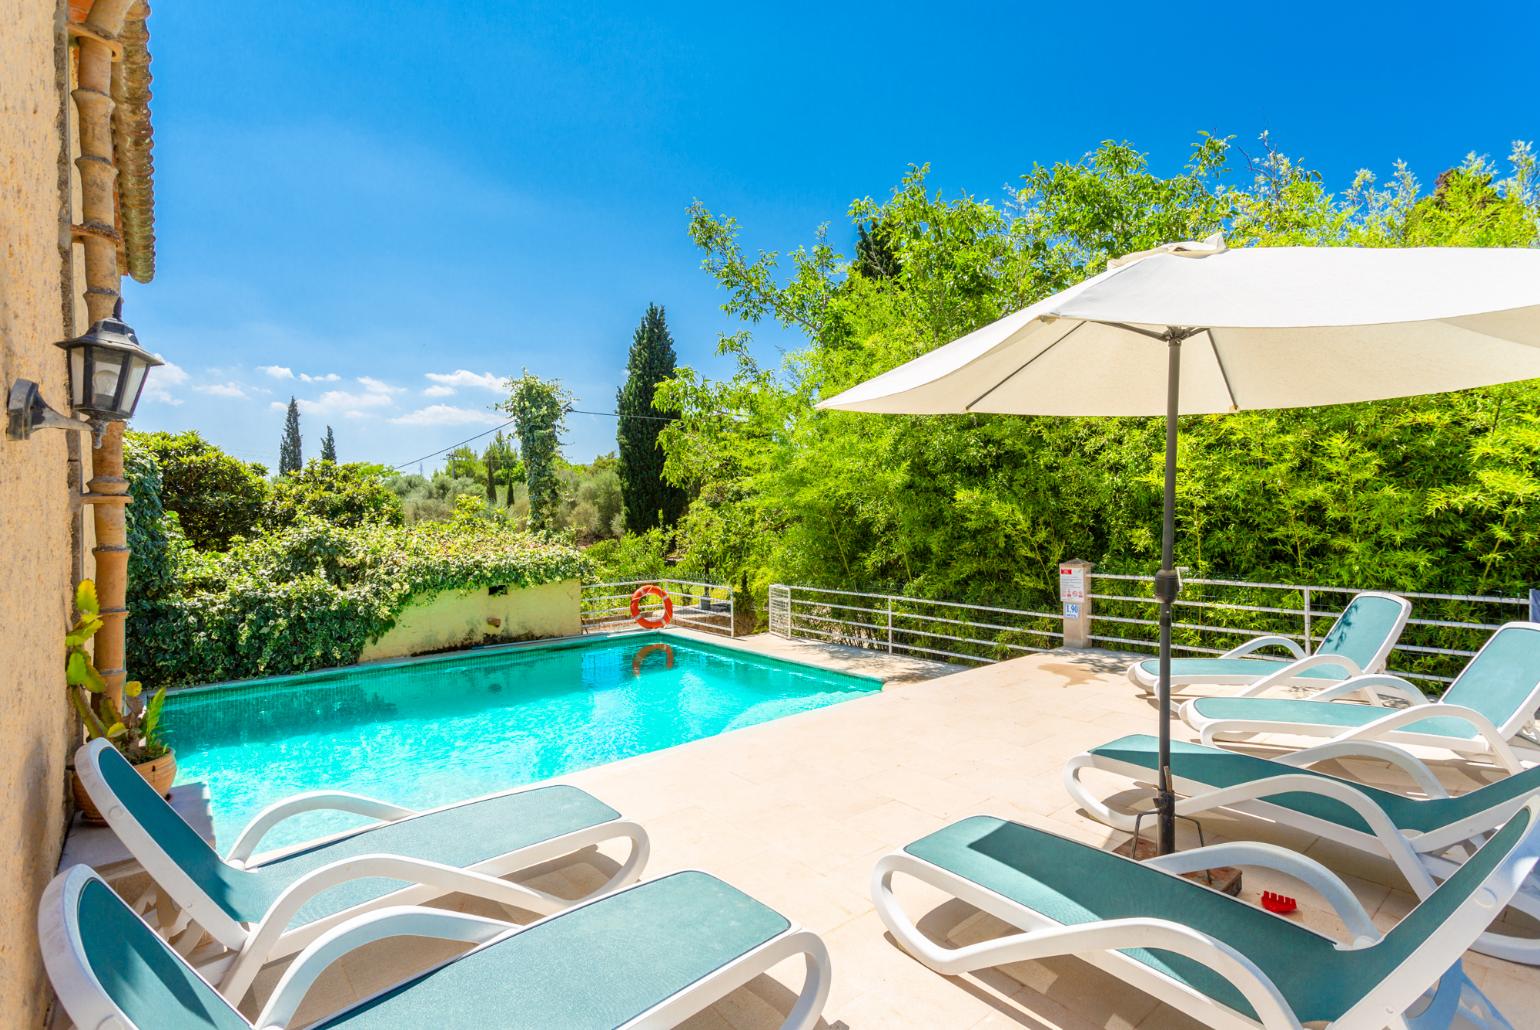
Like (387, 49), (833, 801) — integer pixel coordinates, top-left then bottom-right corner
(72, 749), (176, 824)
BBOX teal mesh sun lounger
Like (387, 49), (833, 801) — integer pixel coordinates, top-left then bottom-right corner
(1068, 733), (1540, 963)
(40, 866), (832, 1030)
(873, 804), (1540, 1028)
(1128, 591), (1410, 695)
(1181, 622), (1540, 771)
(74, 738), (650, 1002)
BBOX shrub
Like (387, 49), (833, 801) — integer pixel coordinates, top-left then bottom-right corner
(267, 459), (404, 530)
(128, 518), (588, 687)
(131, 430), (270, 550)
(585, 527), (671, 581)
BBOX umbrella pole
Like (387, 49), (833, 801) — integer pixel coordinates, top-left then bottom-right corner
(1154, 330), (1184, 855)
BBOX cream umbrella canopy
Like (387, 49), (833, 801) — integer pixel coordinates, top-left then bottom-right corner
(817, 236), (1540, 853)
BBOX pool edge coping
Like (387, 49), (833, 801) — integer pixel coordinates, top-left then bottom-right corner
(163, 626), (886, 699)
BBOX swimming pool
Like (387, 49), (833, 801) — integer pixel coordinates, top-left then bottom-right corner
(162, 633), (879, 849)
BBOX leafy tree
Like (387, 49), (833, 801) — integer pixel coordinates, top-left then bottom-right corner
(656, 136), (1540, 642)
(129, 430), (270, 550)
(443, 446), (484, 481)
(267, 460), (405, 529)
(320, 425), (337, 463)
(483, 431), (520, 507)
(617, 304), (686, 532)
(279, 398), (303, 475)
(852, 220), (901, 280)
(499, 373), (571, 533)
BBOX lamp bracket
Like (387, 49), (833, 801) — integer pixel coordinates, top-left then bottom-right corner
(7, 380), (95, 442)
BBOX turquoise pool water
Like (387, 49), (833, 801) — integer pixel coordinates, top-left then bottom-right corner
(162, 634), (878, 850)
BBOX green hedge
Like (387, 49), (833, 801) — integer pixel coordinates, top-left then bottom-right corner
(125, 445), (588, 687)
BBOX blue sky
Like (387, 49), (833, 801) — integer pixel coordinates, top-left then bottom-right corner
(124, 1), (1540, 469)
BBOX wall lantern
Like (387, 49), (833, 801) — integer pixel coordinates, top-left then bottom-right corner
(7, 311), (162, 444)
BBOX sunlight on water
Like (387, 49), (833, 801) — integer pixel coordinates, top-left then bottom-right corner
(162, 636), (878, 850)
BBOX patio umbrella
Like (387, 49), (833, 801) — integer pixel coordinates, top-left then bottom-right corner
(817, 235), (1540, 854)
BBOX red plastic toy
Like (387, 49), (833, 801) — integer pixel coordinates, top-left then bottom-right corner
(1260, 891), (1297, 914)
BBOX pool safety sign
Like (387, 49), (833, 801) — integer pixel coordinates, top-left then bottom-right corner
(1059, 565), (1086, 604)
(1063, 602), (1081, 619)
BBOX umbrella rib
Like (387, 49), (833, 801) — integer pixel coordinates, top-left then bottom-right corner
(1204, 328), (1239, 411)
(963, 320), (1088, 412)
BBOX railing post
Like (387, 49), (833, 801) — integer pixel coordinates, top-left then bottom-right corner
(728, 587), (736, 638)
(1303, 587), (1313, 652)
(886, 597), (894, 654)
(1059, 560), (1093, 649)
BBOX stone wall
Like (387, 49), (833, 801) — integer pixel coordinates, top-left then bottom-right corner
(358, 579), (583, 663)
(0, 1), (77, 1023)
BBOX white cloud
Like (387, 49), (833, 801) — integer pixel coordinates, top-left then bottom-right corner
(422, 384), (456, 398)
(293, 376), (402, 418)
(260, 365), (340, 383)
(423, 369), (504, 395)
(389, 404), (503, 427)
(198, 381), (248, 399)
(142, 357), (187, 406)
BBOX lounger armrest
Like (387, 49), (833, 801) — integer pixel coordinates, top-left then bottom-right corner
(1239, 653), (1363, 696)
(221, 853), (569, 1001)
(1307, 674), (1426, 706)
(1340, 703), (1527, 772)
(227, 792), (418, 864)
(1280, 740), (1450, 798)
(1222, 635), (1307, 660)
(1145, 841), (1381, 944)
(254, 906), (511, 1029)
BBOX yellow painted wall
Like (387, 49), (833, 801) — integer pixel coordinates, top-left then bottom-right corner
(358, 579), (582, 662)
(0, 1), (76, 1023)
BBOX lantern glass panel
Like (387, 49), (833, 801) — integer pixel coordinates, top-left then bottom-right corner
(89, 349), (128, 412)
(119, 359), (149, 416)
(68, 346), (87, 410)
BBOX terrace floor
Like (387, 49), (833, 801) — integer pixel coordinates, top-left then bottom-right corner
(215, 640), (1538, 1027)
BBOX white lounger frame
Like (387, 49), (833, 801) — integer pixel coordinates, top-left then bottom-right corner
(1128, 591), (1411, 696)
(74, 739), (649, 1001)
(1178, 626), (1540, 773)
(1066, 738), (1540, 963)
(871, 807), (1540, 1030)
(41, 866), (832, 1030)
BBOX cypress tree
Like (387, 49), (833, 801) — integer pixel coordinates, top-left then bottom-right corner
(279, 397), (303, 475)
(616, 304), (685, 532)
(320, 425), (337, 463)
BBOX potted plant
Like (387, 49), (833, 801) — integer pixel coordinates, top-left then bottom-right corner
(65, 579), (175, 822)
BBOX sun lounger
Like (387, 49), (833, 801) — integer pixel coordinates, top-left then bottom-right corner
(1180, 623), (1540, 771)
(40, 865), (831, 1030)
(1128, 591), (1410, 696)
(872, 805), (1538, 1028)
(73, 738), (649, 1001)
(1067, 732), (1540, 963)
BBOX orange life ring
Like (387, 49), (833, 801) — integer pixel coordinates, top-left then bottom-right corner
(632, 642), (675, 675)
(630, 584), (673, 629)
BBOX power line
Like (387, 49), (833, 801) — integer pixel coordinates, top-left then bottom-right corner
(389, 418), (515, 471)
(570, 408), (678, 423)
(388, 407), (711, 472)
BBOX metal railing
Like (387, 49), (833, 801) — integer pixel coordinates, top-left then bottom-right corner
(1087, 574), (1528, 685)
(768, 575), (1529, 686)
(768, 584), (1061, 665)
(581, 579), (735, 636)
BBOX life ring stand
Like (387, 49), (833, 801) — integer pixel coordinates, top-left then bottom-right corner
(632, 642), (675, 675)
(630, 584), (674, 630)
